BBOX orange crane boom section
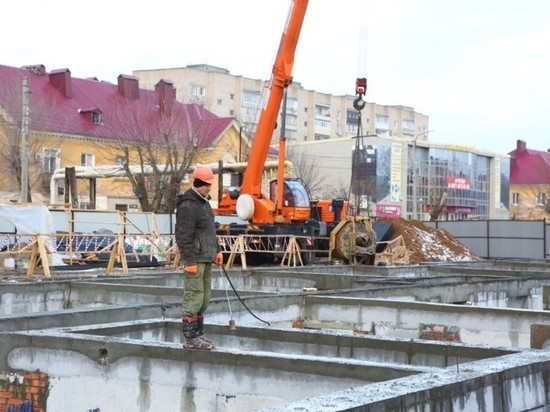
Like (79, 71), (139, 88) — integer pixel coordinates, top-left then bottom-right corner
(240, 0), (308, 197)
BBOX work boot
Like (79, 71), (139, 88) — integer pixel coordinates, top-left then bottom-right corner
(196, 314), (215, 347)
(182, 316), (213, 351)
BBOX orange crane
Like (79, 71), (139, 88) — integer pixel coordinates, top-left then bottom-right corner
(216, 0), (316, 224)
(216, 0), (376, 264)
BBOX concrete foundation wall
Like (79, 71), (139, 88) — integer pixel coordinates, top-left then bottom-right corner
(2, 331), (423, 412)
(265, 351), (550, 411)
(303, 296), (550, 348)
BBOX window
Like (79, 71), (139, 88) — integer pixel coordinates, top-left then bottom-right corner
(81, 153), (94, 167)
(286, 98), (298, 113)
(347, 109), (359, 125)
(347, 123), (358, 135)
(315, 104), (330, 118)
(115, 156), (126, 166)
(217, 98), (222, 105)
(315, 119), (330, 128)
(536, 192), (547, 205)
(92, 111), (101, 124)
(314, 134), (330, 141)
(242, 90), (261, 106)
(402, 119), (415, 131)
(242, 107), (257, 123)
(375, 115), (389, 129)
(285, 114), (297, 126)
(79, 201), (92, 210)
(43, 148), (60, 173)
(284, 129), (297, 140)
(191, 84), (205, 97)
(512, 192), (520, 205)
(230, 93), (235, 100)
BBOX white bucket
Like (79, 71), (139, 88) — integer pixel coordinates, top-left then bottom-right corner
(3, 257), (15, 270)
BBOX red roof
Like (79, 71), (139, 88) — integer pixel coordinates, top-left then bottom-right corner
(0, 63), (233, 147)
(509, 139), (550, 185)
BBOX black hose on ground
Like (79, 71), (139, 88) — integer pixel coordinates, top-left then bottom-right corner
(219, 265), (271, 326)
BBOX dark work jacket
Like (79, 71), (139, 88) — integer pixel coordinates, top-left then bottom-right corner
(175, 188), (218, 266)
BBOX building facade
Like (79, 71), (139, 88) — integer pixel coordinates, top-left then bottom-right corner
(133, 64), (430, 145)
(0, 63), (240, 211)
(509, 140), (550, 221)
(289, 136), (510, 221)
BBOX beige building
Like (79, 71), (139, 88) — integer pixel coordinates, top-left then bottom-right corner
(133, 64), (430, 145)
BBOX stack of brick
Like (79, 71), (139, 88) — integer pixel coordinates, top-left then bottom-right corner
(0, 370), (48, 412)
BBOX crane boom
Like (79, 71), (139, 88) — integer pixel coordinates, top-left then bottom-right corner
(240, 0), (308, 197)
(215, 0), (378, 266)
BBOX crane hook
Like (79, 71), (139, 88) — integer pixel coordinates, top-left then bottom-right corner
(353, 77), (367, 112)
(353, 95), (366, 112)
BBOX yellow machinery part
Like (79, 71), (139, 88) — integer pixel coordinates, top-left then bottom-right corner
(329, 216), (377, 265)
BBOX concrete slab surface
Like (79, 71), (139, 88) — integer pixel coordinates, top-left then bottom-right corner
(1, 259), (549, 411)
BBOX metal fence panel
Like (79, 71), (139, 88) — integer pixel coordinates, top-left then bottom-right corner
(428, 220), (546, 260)
(488, 220), (545, 238)
(431, 221), (488, 237)
(457, 238), (488, 258)
(489, 238), (544, 260)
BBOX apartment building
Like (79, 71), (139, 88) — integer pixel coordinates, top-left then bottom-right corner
(133, 64), (430, 144)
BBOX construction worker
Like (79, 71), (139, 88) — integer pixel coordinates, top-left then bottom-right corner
(175, 164), (224, 350)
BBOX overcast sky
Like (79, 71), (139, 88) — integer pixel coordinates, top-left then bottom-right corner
(3, 0), (550, 154)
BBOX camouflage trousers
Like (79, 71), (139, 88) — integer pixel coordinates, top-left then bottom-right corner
(182, 262), (213, 317)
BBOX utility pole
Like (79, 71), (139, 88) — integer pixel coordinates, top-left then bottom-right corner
(20, 76), (30, 203)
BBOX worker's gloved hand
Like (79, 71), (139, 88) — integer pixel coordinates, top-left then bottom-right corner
(184, 265), (198, 275)
(215, 252), (224, 266)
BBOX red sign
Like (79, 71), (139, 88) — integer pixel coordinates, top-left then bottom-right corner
(376, 204), (402, 217)
(447, 177), (470, 189)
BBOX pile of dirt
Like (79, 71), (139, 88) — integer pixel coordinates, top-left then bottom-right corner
(377, 218), (481, 264)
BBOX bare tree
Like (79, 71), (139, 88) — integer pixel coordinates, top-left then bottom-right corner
(416, 157), (448, 221)
(285, 144), (326, 197)
(101, 95), (218, 213)
(428, 190), (447, 221)
(0, 77), (62, 201)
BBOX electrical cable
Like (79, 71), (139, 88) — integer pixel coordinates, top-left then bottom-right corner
(219, 265), (271, 326)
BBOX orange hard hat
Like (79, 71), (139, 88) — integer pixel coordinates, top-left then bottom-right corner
(191, 165), (216, 184)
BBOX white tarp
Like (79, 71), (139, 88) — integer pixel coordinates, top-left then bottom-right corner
(0, 203), (64, 266)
